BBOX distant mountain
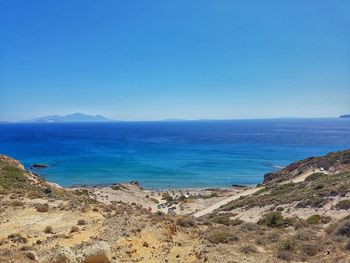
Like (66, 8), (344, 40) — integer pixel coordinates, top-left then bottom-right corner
(23, 113), (112, 123)
(339, 114), (350, 119)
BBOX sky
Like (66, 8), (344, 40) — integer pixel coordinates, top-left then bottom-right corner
(1, 0), (349, 121)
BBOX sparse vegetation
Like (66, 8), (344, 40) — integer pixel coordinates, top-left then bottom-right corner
(206, 230), (239, 244)
(1, 152), (350, 262)
(258, 212), (287, 228)
(301, 243), (321, 257)
(176, 217), (196, 228)
(222, 172), (350, 211)
(241, 244), (257, 253)
(111, 184), (127, 191)
(334, 199), (350, 210)
(209, 213), (243, 226)
(305, 172), (325, 182)
(306, 214), (321, 224)
(161, 192), (173, 202)
(278, 236), (296, 252)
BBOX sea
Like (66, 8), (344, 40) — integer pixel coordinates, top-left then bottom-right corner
(0, 118), (349, 189)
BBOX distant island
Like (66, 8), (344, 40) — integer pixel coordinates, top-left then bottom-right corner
(23, 113), (112, 123)
(339, 114), (350, 119)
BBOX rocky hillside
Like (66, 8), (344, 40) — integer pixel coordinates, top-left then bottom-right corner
(263, 149), (350, 184)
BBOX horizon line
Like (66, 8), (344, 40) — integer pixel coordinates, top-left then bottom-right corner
(0, 116), (345, 123)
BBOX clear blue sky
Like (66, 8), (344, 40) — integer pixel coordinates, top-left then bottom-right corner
(1, 0), (349, 121)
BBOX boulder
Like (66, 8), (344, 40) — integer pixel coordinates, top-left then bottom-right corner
(83, 241), (111, 263)
(51, 247), (77, 263)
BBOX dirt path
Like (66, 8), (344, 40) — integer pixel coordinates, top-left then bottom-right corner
(192, 186), (263, 218)
(193, 169), (324, 218)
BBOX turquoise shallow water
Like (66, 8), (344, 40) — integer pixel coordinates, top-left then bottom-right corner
(0, 119), (349, 189)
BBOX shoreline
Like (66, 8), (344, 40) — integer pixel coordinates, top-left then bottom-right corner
(69, 181), (252, 216)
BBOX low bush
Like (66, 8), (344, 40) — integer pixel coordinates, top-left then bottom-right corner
(306, 215), (322, 224)
(301, 243), (321, 257)
(278, 237), (296, 252)
(176, 217), (196, 228)
(305, 172), (325, 182)
(241, 244), (257, 254)
(206, 231), (238, 244)
(211, 213), (243, 226)
(44, 226), (53, 234)
(161, 192), (173, 202)
(240, 222), (260, 232)
(111, 184), (127, 191)
(259, 212), (286, 228)
(335, 200), (350, 210)
(36, 203), (49, 212)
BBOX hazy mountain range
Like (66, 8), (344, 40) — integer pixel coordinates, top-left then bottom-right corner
(23, 113), (112, 123)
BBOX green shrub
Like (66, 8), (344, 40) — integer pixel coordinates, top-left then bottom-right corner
(335, 199), (350, 210)
(306, 215), (321, 224)
(259, 212), (286, 228)
(161, 192), (173, 202)
(305, 172), (325, 182)
(211, 213), (243, 226)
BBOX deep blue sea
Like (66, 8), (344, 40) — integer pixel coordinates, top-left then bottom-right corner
(0, 119), (349, 189)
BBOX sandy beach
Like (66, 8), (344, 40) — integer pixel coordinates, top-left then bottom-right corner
(76, 183), (248, 216)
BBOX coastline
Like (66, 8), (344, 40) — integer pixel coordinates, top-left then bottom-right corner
(71, 182), (252, 216)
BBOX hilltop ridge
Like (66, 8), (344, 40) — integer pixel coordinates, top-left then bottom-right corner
(263, 149), (350, 184)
